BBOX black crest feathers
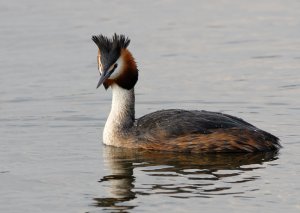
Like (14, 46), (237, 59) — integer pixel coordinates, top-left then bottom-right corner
(91, 33), (130, 70)
(92, 33), (130, 52)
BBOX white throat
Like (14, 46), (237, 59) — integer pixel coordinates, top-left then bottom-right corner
(103, 84), (135, 146)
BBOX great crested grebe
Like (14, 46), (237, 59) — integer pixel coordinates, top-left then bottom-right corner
(91, 33), (281, 153)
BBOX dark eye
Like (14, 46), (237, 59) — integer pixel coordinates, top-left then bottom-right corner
(109, 64), (118, 74)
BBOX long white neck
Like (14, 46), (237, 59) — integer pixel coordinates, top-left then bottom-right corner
(103, 84), (135, 146)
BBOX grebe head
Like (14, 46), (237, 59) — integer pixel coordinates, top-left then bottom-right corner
(92, 33), (138, 90)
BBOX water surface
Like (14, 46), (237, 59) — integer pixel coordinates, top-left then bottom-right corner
(1, 0), (300, 212)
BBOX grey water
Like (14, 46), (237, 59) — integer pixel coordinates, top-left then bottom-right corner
(1, 0), (300, 212)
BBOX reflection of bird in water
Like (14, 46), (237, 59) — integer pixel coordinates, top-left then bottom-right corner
(91, 33), (281, 153)
(93, 147), (279, 211)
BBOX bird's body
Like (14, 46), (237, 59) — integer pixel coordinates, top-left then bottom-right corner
(92, 34), (281, 153)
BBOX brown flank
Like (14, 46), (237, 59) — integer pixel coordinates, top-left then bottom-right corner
(119, 128), (279, 153)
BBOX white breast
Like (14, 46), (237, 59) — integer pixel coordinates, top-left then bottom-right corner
(103, 84), (135, 146)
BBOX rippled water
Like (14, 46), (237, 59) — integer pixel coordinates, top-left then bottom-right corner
(1, 0), (300, 212)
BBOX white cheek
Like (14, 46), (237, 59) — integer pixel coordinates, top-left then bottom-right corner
(99, 62), (104, 75)
(109, 57), (124, 79)
(98, 56), (103, 75)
